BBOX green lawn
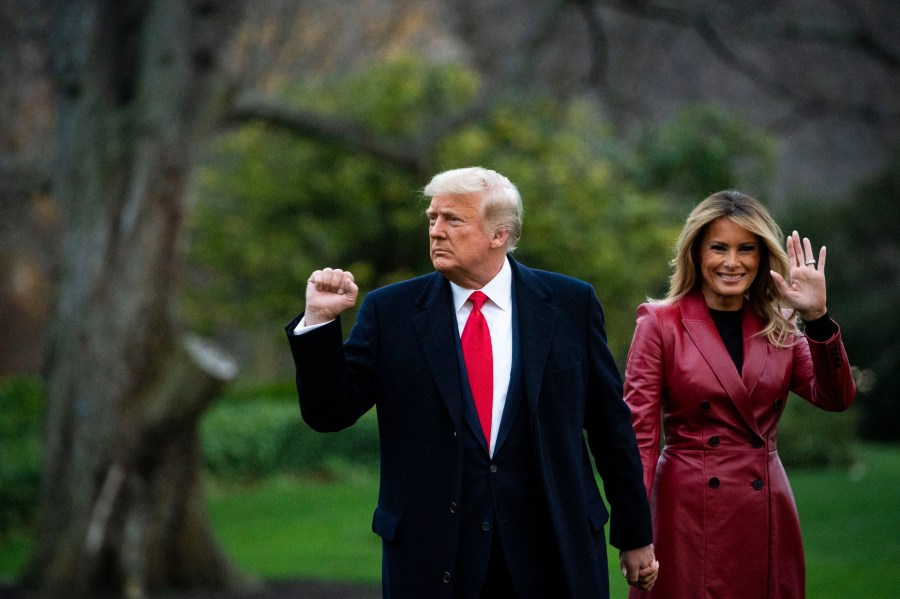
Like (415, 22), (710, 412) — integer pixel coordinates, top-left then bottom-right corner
(208, 444), (900, 599)
(3, 444), (899, 598)
(206, 466), (382, 584)
(791, 444), (900, 599)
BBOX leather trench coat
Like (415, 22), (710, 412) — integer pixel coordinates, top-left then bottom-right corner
(624, 291), (855, 599)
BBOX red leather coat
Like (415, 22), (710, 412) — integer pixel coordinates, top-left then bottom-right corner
(625, 291), (855, 599)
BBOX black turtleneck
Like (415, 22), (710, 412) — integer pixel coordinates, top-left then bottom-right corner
(709, 307), (744, 373)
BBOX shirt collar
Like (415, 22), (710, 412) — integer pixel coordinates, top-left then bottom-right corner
(450, 257), (512, 313)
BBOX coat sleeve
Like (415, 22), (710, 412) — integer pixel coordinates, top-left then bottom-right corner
(583, 290), (653, 550)
(285, 295), (379, 432)
(623, 303), (665, 498)
(790, 322), (856, 412)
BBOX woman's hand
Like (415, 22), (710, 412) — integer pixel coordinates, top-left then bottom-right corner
(620, 544), (659, 591)
(770, 230), (827, 320)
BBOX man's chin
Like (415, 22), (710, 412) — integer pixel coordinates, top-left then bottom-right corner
(431, 256), (451, 271)
(431, 258), (456, 278)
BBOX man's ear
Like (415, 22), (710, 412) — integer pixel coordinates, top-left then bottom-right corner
(491, 228), (510, 249)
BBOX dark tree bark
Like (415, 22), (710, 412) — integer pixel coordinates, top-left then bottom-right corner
(25, 1), (247, 596)
(0, 1), (57, 376)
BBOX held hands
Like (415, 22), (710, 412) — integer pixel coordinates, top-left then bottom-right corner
(304, 268), (359, 326)
(770, 230), (827, 321)
(620, 544), (659, 591)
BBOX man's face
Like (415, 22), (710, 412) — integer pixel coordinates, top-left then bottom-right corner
(426, 192), (504, 289)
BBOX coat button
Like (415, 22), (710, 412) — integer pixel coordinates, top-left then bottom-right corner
(481, 522), (491, 532)
(442, 572), (452, 584)
(774, 399), (783, 411)
(708, 436), (720, 447)
(709, 477), (720, 488)
(449, 501), (458, 514)
(752, 479), (764, 490)
(700, 401), (711, 411)
(751, 438), (764, 448)
(489, 464), (498, 473)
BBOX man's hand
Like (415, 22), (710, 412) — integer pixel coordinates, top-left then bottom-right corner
(620, 544), (659, 591)
(304, 268), (359, 326)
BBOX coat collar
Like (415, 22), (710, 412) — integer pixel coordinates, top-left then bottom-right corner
(679, 291), (767, 437)
(409, 257), (559, 432)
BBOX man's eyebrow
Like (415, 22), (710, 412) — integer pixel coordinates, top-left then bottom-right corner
(426, 207), (458, 217)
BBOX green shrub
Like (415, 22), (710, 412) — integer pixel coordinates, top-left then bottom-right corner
(0, 376), (42, 536)
(777, 392), (858, 468)
(200, 397), (379, 481)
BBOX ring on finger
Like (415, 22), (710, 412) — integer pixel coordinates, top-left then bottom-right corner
(805, 259), (816, 265)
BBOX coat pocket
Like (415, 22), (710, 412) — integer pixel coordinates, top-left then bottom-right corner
(587, 495), (610, 532)
(372, 505), (400, 542)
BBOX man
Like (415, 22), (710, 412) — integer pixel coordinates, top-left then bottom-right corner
(286, 167), (658, 598)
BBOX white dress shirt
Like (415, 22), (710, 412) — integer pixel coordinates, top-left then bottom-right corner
(450, 257), (513, 456)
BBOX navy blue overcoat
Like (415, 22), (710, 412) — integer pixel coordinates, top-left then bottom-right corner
(286, 257), (652, 598)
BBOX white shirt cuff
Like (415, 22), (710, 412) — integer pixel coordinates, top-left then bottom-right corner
(292, 316), (334, 336)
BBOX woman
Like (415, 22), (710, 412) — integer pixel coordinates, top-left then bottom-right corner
(625, 190), (856, 598)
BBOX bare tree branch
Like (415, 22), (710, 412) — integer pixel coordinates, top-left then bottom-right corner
(776, 20), (899, 70)
(597, 0), (894, 129)
(569, 0), (610, 89)
(226, 88), (499, 178)
(600, 0), (800, 101)
(227, 92), (430, 175)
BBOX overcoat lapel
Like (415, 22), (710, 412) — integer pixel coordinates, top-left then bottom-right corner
(740, 307), (769, 399)
(509, 259), (558, 411)
(680, 292), (763, 437)
(409, 260), (561, 447)
(411, 273), (465, 433)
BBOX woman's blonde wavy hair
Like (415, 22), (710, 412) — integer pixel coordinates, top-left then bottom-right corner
(665, 190), (798, 347)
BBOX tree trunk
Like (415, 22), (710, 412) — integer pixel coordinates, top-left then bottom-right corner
(26, 1), (247, 596)
(0, 2), (57, 376)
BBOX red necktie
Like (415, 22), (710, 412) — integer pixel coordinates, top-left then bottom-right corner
(461, 291), (493, 450)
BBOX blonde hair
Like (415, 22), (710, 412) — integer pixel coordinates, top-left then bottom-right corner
(666, 190), (798, 347)
(423, 167), (523, 252)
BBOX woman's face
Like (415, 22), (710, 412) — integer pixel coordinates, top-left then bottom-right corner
(698, 217), (761, 311)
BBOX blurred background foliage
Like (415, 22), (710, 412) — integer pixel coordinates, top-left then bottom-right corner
(781, 152), (900, 442)
(2, 2), (896, 593)
(5, 51), (894, 557)
(0, 378), (42, 536)
(182, 53), (776, 366)
(6, 54), (882, 547)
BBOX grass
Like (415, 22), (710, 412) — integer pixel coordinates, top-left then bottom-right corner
(3, 444), (898, 598)
(206, 464), (382, 584)
(208, 443), (900, 599)
(791, 444), (900, 599)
